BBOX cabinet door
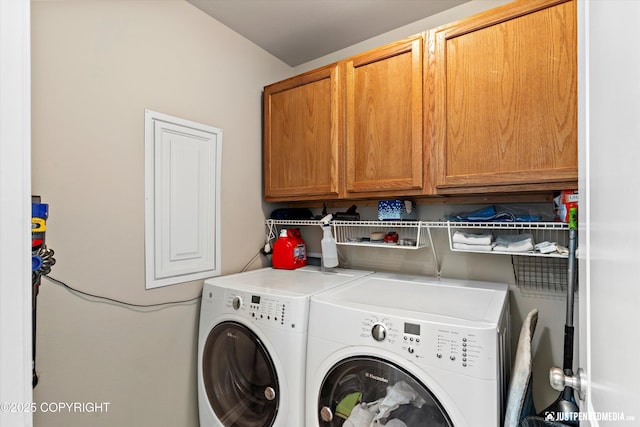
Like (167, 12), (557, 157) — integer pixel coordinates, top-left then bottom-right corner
(263, 64), (343, 201)
(345, 35), (425, 196)
(427, 0), (577, 194)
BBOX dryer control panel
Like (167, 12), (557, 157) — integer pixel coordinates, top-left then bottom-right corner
(350, 312), (503, 380)
(202, 283), (309, 333)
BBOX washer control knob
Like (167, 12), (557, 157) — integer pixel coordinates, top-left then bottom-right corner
(232, 296), (243, 310)
(264, 386), (276, 401)
(320, 406), (333, 422)
(371, 323), (387, 342)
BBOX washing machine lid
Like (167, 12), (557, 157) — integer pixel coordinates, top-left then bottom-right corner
(311, 272), (508, 326)
(316, 356), (453, 426)
(204, 266), (373, 298)
(202, 321), (279, 427)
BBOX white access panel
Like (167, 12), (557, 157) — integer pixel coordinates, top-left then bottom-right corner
(144, 110), (222, 289)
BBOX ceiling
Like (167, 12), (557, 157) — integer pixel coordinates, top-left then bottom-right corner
(186, 0), (468, 67)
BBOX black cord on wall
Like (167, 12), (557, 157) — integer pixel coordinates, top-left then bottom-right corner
(42, 249), (268, 309)
(43, 275), (201, 308)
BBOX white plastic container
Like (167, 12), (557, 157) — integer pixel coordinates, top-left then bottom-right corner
(320, 215), (338, 268)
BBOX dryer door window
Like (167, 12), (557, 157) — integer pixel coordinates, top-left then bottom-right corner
(202, 321), (279, 427)
(317, 356), (452, 427)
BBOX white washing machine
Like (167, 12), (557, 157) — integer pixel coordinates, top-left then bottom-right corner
(305, 272), (510, 427)
(198, 266), (372, 427)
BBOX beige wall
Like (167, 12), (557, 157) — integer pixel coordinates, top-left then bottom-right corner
(31, 1), (290, 425)
(294, 0), (512, 74)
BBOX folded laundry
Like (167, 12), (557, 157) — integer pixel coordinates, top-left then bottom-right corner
(535, 241), (558, 254)
(447, 205), (516, 222)
(453, 242), (495, 252)
(495, 243), (533, 253)
(494, 233), (535, 253)
(452, 231), (493, 246)
(447, 205), (543, 222)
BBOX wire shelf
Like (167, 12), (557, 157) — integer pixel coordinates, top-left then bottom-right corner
(266, 219), (322, 226)
(512, 256), (575, 295)
(264, 219), (575, 288)
(446, 221), (570, 258)
(332, 220), (430, 250)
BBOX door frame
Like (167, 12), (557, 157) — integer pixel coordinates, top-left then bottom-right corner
(0, 0), (33, 425)
(578, 0), (640, 424)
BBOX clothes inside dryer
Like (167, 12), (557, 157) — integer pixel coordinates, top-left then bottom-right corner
(317, 357), (453, 427)
(202, 321), (279, 427)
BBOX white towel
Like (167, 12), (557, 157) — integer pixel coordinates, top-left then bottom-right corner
(452, 231), (493, 246)
(346, 381), (426, 427)
(452, 242), (495, 252)
(372, 381), (425, 424)
(494, 233), (534, 253)
(344, 401), (380, 427)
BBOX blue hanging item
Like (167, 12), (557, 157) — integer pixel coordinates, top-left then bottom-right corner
(447, 205), (542, 222)
(32, 255), (43, 272)
(31, 201), (49, 220)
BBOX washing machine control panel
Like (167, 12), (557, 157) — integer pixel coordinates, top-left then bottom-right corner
(361, 316), (423, 355)
(358, 313), (499, 379)
(219, 288), (308, 332)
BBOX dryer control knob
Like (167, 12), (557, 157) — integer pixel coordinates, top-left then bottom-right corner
(320, 406), (333, 422)
(232, 296), (243, 310)
(371, 323), (387, 341)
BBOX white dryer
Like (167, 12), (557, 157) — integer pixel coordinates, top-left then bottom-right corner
(198, 266), (372, 427)
(305, 272), (510, 427)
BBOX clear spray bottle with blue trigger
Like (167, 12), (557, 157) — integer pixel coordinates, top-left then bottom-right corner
(320, 214), (339, 268)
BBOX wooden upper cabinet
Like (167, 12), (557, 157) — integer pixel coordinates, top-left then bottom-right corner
(263, 63), (343, 201)
(345, 35), (425, 197)
(426, 0), (578, 194)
